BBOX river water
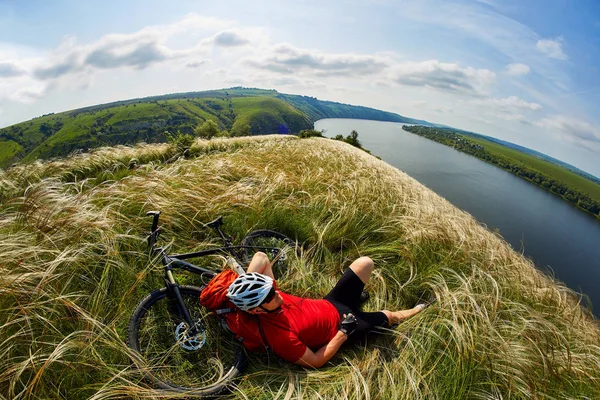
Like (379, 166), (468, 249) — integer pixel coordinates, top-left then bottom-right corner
(315, 119), (600, 311)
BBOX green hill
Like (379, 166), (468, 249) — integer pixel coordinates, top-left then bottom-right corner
(0, 87), (424, 168)
(0, 135), (598, 398)
(278, 92), (429, 124)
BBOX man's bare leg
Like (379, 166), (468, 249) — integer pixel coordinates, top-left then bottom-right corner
(246, 251), (275, 279)
(348, 256), (426, 325)
(349, 256), (374, 284)
(381, 305), (426, 325)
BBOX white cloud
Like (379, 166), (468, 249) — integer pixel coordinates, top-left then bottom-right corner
(536, 37), (567, 60)
(243, 44), (495, 98)
(186, 60), (210, 68)
(465, 96), (541, 126)
(398, 1), (572, 107)
(0, 62), (25, 77)
(461, 96), (543, 126)
(244, 43), (390, 76)
(33, 31), (206, 80)
(499, 113), (532, 125)
(537, 115), (600, 148)
(474, 96), (542, 111)
(213, 31), (251, 47)
(203, 68), (228, 77)
(0, 71), (49, 105)
(85, 40), (171, 70)
(10, 84), (47, 103)
(434, 105), (454, 114)
(10, 14), (236, 84)
(387, 60), (495, 96)
(506, 63), (530, 76)
(0, 14), (235, 106)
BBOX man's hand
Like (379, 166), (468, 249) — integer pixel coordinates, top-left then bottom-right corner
(339, 313), (357, 336)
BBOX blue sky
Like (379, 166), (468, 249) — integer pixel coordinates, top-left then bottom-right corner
(1, 0), (599, 176)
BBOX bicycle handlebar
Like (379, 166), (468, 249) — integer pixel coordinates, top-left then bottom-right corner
(146, 211), (161, 232)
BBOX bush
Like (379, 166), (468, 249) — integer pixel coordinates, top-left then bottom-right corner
(333, 130), (363, 149)
(165, 130), (194, 152)
(298, 129), (324, 138)
(231, 124), (251, 137)
(195, 120), (219, 139)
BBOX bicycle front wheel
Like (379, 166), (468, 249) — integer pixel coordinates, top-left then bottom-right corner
(241, 230), (300, 277)
(127, 285), (246, 395)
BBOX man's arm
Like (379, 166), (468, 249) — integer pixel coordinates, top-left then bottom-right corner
(294, 331), (348, 368)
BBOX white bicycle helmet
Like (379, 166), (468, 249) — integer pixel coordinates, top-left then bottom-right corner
(226, 272), (274, 311)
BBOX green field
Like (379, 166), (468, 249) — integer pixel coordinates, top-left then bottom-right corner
(467, 136), (600, 202)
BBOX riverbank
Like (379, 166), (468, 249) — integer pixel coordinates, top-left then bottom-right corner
(402, 125), (600, 219)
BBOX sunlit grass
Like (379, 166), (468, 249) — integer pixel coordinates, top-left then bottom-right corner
(0, 135), (598, 398)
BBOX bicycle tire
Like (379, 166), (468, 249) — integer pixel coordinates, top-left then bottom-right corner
(240, 230), (300, 276)
(128, 285), (246, 395)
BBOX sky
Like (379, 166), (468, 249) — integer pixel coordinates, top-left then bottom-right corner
(1, 0), (599, 176)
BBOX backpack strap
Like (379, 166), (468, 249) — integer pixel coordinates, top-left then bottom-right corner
(254, 315), (270, 351)
(255, 315), (287, 367)
(215, 308), (237, 334)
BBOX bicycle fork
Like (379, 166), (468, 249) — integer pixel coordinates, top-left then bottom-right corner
(164, 267), (202, 337)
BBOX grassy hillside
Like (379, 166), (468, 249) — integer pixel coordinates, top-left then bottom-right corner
(0, 140), (22, 165)
(0, 87), (424, 168)
(230, 96), (311, 134)
(13, 96), (238, 165)
(0, 136), (598, 399)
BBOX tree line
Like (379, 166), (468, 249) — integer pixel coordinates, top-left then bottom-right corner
(403, 125), (600, 218)
(298, 129), (374, 155)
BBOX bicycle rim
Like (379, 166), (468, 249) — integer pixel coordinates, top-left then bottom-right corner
(128, 286), (245, 394)
(241, 230), (299, 276)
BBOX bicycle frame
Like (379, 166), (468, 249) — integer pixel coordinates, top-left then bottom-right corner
(144, 211), (281, 335)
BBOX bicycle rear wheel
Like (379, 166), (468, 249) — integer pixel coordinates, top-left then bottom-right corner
(128, 285), (246, 395)
(241, 230), (300, 277)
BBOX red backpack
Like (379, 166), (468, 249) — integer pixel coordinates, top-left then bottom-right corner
(199, 269), (267, 353)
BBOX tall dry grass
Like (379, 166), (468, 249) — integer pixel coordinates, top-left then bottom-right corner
(0, 135), (598, 399)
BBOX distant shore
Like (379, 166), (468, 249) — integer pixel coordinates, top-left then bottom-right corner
(402, 125), (600, 220)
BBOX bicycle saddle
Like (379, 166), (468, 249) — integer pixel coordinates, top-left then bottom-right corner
(206, 216), (223, 229)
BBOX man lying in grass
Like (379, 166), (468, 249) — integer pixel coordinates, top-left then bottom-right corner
(226, 252), (427, 368)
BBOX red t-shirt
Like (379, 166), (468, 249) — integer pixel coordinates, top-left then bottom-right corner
(259, 291), (341, 363)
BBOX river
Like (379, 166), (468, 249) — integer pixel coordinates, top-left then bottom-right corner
(315, 119), (600, 311)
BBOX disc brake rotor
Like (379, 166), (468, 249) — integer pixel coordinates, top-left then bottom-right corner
(175, 322), (207, 351)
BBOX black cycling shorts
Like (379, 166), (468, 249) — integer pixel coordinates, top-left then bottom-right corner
(324, 268), (389, 344)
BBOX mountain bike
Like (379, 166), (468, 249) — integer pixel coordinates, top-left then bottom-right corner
(127, 211), (300, 395)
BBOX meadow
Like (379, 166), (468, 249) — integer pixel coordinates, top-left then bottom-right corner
(0, 135), (598, 399)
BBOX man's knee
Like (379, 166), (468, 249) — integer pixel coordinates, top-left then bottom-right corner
(350, 256), (374, 283)
(252, 251), (271, 268)
(247, 251), (270, 272)
(351, 256), (374, 273)
(253, 251), (269, 262)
